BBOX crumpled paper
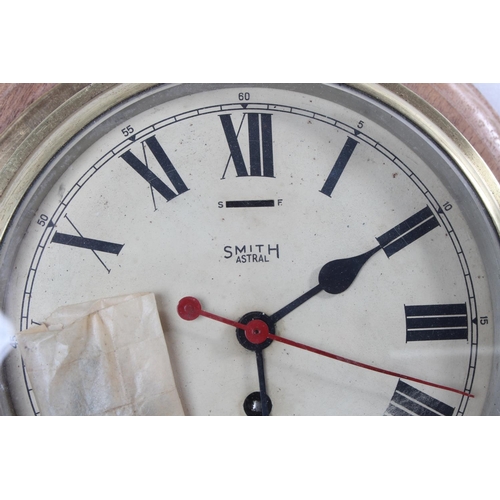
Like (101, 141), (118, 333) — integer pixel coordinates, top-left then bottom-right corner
(16, 293), (184, 416)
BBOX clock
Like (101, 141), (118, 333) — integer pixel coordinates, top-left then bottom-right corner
(1, 83), (499, 415)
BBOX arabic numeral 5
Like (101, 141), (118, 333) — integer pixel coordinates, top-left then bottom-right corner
(121, 125), (134, 137)
(37, 214), (49, 226)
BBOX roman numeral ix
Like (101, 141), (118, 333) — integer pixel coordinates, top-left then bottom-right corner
(51, 215), (124, 273)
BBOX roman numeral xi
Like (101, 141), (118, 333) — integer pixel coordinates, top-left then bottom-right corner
(120, 135), (189, 202)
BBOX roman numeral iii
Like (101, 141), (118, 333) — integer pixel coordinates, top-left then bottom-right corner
(405, 303), (468, 341)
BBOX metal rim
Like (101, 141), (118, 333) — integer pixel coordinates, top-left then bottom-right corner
(0, 83), (157, 241)
(354, 83), (500, 237)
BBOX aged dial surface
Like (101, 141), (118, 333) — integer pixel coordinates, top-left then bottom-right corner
(0, 83), (497, 415)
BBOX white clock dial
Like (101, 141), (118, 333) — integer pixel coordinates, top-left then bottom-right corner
(0, 84), (498, 415)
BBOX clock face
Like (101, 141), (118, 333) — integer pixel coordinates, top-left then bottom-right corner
(0, 83), (498, 415)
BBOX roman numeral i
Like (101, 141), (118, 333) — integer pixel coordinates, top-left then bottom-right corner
(320, 136), (359, 197)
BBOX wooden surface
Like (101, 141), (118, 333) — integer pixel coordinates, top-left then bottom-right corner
(1, 83), (500, 181)
(0, 83), (57, 136)
(406, 83), (500, 180)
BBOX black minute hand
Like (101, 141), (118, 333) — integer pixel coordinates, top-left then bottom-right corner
(269, 206), (440, 324)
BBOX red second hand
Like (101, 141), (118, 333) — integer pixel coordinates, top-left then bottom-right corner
(177, 296), (474, 398)
(265, 333), (473, 398)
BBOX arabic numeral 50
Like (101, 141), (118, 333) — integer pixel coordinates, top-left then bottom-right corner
(37, 214), (49, 226)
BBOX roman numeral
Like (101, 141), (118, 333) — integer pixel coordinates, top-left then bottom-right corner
(385, 380), (454, 416)
(51, 232), (124, 255)
(219, 113), (274, 178)
(51, 215), (124, 273)
(120, 135), (189, 202)
(405, 303), (468, 341)
(376, 206), (440, 258)
(320, 136), (359, 196)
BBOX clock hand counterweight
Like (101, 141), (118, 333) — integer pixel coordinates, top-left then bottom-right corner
(177, 297), (474, 398)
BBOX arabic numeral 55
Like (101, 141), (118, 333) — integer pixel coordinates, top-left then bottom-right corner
(37, 214), (48, 226)
(121, 125), (134, 137)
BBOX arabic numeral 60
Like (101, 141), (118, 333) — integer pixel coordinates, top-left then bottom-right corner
(238, 92), (250, 101)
